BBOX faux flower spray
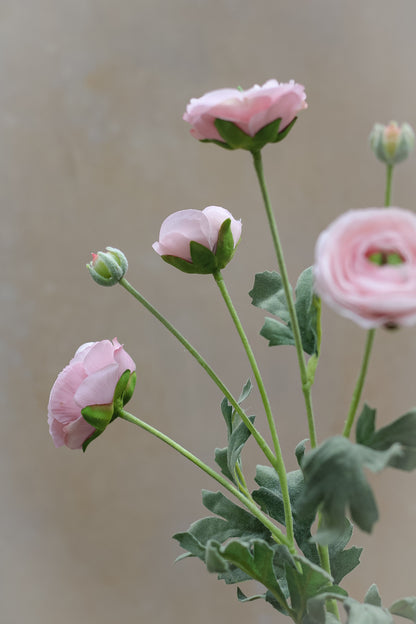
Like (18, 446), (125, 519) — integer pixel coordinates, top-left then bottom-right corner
(48, 81), (416, 623)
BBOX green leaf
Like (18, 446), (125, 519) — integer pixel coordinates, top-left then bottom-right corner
(215, 380), (253, 483)
(249, 268), (319, 355)
(297, 436), (403, 543)
(284, 554), (334, 616)
(356, 405), (416, 471)
(253, 463), (319, 564)
(249, 271), (291, 322)
(295, 267), (320, 356)
(260, 318), (296, 347)
(390, 597), (416, 622)
(343, 598), (394, 623)
(212, 539), (290, 612)
(328, 518), (362, 585)
(365, 584), (382, 607)
(306, 591), (348, 624)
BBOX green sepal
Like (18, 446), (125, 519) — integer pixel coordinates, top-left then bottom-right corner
(297, 436), (403, 543)
(356, 405), (416, 470)
(123, 371), (136, 405)
(82, 428), (105, 452)
(210, 116), (298, 152)
(81, 403), (114, 431)
(215, 218), (238, 269)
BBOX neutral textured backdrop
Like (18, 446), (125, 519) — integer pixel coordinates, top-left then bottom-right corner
(2, 1), (416, 622)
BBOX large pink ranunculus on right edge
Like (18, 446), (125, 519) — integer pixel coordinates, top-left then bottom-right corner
(314, 207), (416, 328)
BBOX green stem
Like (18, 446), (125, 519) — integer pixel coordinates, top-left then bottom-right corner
(213, 269), (295, 549)
(119, 409), (291, 548)
(343, 328), (376, 438)
(251, 150), (318, 449)
(385, 163), (393, 207)
(118, 278), (278, 486)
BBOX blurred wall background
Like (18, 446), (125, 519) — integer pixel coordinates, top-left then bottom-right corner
(2, 1), (416, 622)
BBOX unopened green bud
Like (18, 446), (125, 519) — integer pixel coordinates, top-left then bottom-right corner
(87, 246), (128, 286)
(369, 121), (414, 165)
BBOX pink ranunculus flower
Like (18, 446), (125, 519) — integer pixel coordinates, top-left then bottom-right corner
(48, 338), (136, 449)
(183, 79), (307, 142)
(314, 207), (416, 328)
(152, 206), (241, 269)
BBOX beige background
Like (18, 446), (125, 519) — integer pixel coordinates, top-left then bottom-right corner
(2, 1), (416, 622)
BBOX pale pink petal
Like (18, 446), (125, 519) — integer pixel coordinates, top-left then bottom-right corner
(48, 415), (66, 448)
(74, 363), (120, 408)
(70, 342), (95, 364)
(48, 362), (87, 424)
(202, 206), (242, 247)
(82, 340), (116, 374)
(63, 416), (96, 450)
(113, 339), (136, 372)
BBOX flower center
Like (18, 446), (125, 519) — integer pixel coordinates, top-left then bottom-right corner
(366, 249), (405, 266)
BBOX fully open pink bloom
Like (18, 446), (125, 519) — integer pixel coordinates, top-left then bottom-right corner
(48, 338), (136, 449)
(183, 79), (307, 141)
(314, 208), (416, 328)
(152, 206), (242, 261)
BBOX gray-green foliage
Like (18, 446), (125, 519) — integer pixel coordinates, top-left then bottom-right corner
(249, 267), (319, 355)
(297, 436), (402, 543)
(356, 405), (416, 470)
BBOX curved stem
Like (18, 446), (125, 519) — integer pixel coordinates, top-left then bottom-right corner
(343, 328), (376, 438)
(213, 269), (295, 549)
(251, 150), (318, 449)
(119, 409), (291, 548)
(119, 278), (278, 478)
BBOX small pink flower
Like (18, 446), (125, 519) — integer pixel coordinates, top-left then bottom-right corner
(48, 338), (136, 449)
(183, 79), (307, 142)
(314, 208), (416, 328)
(152, 206), (241, 262)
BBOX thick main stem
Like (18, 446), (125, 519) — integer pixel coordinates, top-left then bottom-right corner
(251, 150), (318, 449)
(118, 278), (278, 485)
(213, 269), (295, 550)
(119, 410), (291, 548)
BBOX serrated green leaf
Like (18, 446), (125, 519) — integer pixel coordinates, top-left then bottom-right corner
(284, 554), (333, 616)
(390, 597), (416, 622)
(295, 267), (319, 356)
(227, 416), (256, 482)
(344, 598), (394, 623)
(297, 436), (403, 543)
(202, 491), (269, 538)
(328, 518), (362, 585)
(260, 317), (296, 347)
(253, 464), (319, 564)
(306, 590), (348, 624)
(356, 406), (416, 471)
(238, 378), (252, 403)
(249, 271), (291, 321)
(217, 539), (290, 612)
(214, 447), (234, 481)
(250, 268), (319, 355)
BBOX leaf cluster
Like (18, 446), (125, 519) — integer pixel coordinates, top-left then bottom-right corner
(249, 268), (320, 356)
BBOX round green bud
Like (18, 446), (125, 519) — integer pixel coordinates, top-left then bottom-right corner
(369, 121), (415, 165)
(87, 247), (128, 286)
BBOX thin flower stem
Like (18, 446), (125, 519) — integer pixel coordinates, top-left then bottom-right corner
(213, 269), (295, 550)
(251, 150), (318, 449)
(119, 409), (292, 548)
(343, 328), (376, 438)
(118, 278), (279, 485)
(385, 163), (393, 207)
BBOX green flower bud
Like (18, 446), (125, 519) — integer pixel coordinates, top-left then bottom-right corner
(369, 121), (414, 165)
(87, 247), (128, 286)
